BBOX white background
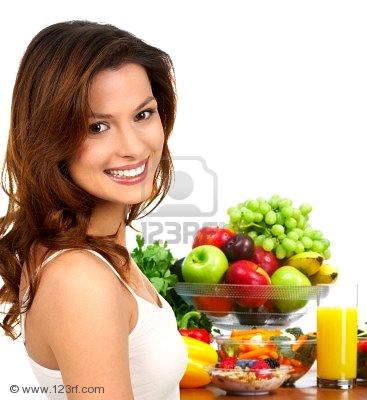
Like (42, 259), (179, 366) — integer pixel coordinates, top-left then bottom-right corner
(1, 1), (367, 397)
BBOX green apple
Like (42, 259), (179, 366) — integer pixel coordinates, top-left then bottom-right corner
(270, 266), (311, 312)
(182, 245), (229, 283)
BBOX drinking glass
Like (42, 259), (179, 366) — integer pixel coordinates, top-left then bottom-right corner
(317, 284), (358, 389)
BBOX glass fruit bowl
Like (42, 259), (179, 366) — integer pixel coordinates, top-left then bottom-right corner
(174, 282), (325, 329)
(209, 365), (291, 395)
(213, 330), (317, 386)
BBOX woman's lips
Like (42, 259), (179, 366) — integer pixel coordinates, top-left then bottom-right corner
(105, 157), (149, 172)
(104, 159), (149, 186)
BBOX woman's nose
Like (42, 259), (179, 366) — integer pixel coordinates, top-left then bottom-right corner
(114, 123), (146, 159)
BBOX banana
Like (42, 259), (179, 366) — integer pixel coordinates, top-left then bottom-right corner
(309, 263), (339, 285)
(286, 251), (323, 277)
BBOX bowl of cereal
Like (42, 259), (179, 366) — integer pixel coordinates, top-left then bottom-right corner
(213, 327), (317, 386)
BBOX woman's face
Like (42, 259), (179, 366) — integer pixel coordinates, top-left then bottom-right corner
(69, 63), (164, 207)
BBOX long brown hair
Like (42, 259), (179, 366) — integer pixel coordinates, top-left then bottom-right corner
(0, 20), (176, 339)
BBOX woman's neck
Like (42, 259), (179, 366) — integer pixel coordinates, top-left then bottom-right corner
(88, 202), (127, 246)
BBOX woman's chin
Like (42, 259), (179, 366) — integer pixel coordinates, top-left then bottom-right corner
(123, 188), (155, 206)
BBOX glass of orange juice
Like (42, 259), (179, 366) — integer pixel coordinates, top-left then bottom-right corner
(317, 284), (358, 389)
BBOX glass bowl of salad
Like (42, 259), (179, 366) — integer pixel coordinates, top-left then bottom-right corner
(212, 327), (317, 386)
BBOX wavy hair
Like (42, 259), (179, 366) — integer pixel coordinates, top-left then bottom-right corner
(0, 20), (176, 339)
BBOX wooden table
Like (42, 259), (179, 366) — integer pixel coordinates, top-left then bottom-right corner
(180, 385), (367, 399)
(180, 368), (367, 399)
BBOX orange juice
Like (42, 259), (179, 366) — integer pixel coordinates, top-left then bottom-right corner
(317, 306), (358, 380)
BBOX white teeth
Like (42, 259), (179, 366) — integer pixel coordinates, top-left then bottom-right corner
(107, 163), (146, 178)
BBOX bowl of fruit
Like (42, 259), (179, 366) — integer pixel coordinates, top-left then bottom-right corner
(212, 327), (317, 386)
(175, 280), (319, 329)
(175, 195), (336, 329)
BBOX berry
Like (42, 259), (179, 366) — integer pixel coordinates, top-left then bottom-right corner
(219, 356), (237, 369)
(251, 360), (272, 379)
(236, 359), (256, 369)
(252, 360), (270, 369)
(264, 358), (280, 368)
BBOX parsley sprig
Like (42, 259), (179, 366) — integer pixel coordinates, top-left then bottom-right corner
(130, 235), (177, 297)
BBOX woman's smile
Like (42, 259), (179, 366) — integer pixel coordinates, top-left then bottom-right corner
(104, 157), (149, 185)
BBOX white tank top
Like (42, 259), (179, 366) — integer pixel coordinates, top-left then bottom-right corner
(20, 249), (188, 400)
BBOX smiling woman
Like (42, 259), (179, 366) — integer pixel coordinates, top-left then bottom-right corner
(0, 21), (187, 400)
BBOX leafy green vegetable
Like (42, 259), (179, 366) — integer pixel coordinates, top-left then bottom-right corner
(131, 235), (177, 297)
(270, 335), (295, 359)
(294, 341), (316, 365)
(221, 343), (239, 357)
(285, 327), (304, 339)
(130, 235), (213, 332)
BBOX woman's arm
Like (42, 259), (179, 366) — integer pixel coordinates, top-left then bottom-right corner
(34, 250), (135, 400)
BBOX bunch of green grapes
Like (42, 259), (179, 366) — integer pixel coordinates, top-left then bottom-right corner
(226, 194), (331, 260)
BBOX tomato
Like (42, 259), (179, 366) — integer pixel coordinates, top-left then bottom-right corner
(194, 296), (233, 317)
(358, 339), (367, 352)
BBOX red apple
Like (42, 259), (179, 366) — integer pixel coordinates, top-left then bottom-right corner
(251, 246), (280, 276)
(225, 260), (271, 308)
(192, 226), (235, 249)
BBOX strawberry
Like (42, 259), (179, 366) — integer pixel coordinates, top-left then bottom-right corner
(219, 356), (237, 369)
(251, 360), (272, 379)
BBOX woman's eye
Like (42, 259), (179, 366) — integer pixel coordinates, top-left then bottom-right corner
(89, 122), (109, 134)
(135, 108), (155, 122)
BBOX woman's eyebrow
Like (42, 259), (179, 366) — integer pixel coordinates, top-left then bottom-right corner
(89, 111), (113, 119)
(134, 95), (156, 112)
(89, 96), (156, 119)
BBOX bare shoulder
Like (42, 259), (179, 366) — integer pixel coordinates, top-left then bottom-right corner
(39, 248), (122, 283)
(35, 249), (132, 326)
(34, 249), (128, 310)
(33, 249), (132, 337)
(34, 249), (134, 399)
